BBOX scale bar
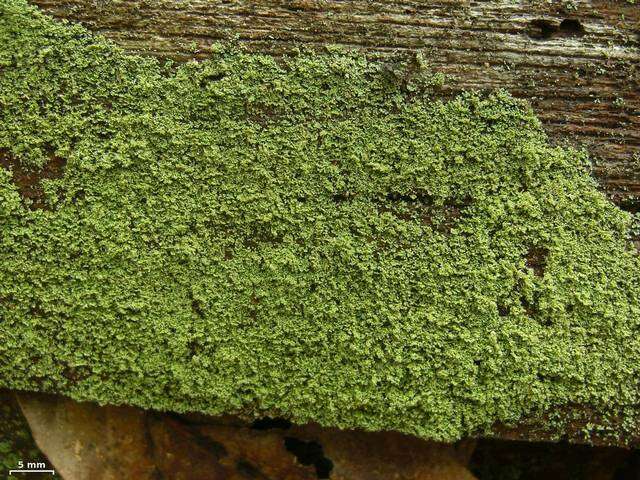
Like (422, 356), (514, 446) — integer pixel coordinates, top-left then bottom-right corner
(9, 470), (55, 475)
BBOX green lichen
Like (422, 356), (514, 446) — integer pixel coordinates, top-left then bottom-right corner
(0, 0), (639, 442)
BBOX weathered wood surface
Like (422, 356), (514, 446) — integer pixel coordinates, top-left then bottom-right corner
(18, 392), (479, 480)
(30, 0), (640, 215)
(21, 0), (640, 447)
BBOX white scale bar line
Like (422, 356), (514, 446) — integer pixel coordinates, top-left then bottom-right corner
(9, 470), (55, 474)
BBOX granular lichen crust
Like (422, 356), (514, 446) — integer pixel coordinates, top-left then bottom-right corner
(0, 0), (639, 442)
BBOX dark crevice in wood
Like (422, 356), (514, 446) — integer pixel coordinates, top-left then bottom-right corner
(283, 437), (333, 479)
(619, 197), (640, 214)
(0, 147), (67, 210)
(559, 19), (586, 37)
(251, 417), (292, 431)
(528, 18), (585, 40)
(528, 19), (558, 40)
(525, 246), (549, 278)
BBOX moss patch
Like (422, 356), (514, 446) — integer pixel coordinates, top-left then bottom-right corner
(0, 0), (639, 442)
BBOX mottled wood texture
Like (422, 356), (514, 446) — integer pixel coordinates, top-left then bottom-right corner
(18, 392), (479, 480)
(24, 0), (640, 445)
(29, 0), (640, 215)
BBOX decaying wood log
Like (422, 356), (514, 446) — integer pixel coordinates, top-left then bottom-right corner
(29, 0), (640, 215)
(18, 0), (640, 448)
(17, 393), (479, 480)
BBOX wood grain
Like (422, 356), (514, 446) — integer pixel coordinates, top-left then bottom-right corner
(22, 0), (640, 445)
(29, 0), (639, 213)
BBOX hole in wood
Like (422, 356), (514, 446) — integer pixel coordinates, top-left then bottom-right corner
(528, 18), (585, 40)
(284, 436), (333, 478)
(559, 18), (585, 36)
(528, 19), (557, 39)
